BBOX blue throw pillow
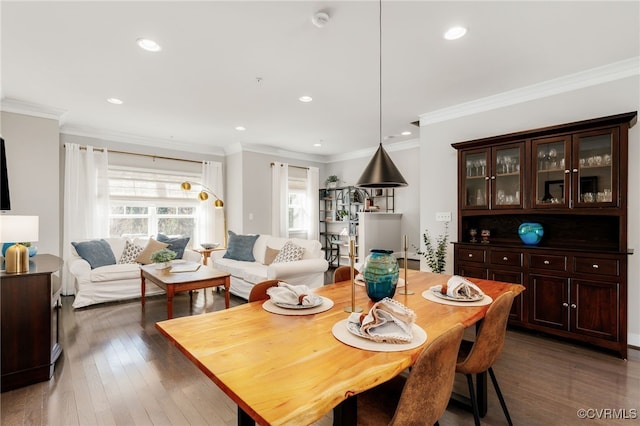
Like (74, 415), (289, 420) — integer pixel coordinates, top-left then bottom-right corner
(71, 239), (117, 269)
(156, 234), (191, 259)
(223, 231), (259, 262)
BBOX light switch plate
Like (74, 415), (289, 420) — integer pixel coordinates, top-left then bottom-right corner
(435, 211), (452, 222)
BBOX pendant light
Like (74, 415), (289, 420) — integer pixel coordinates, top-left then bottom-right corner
(356, 0), (408, 189)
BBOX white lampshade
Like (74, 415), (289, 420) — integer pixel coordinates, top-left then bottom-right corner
(0, 215), (39, 243)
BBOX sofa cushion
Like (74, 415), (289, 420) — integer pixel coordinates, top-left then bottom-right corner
(118, 240), (144, 264)
(90, 263), (141, 282)
(224, 231), (259, 262)
(240, 263), (270, 284)
(136, 238), (169, 265)
(263, 246), (280, 265)
(214, 257), (259, 277)
(273, 241), (305, 263)
(71, 239), (117, 269)
(156, 233), (190, 258)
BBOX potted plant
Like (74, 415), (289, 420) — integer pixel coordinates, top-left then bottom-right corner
(415, 223), (449, 273)
(337, 209), (349, 221)
(150, 248), (177, 269)
(325, 175), (339, 189)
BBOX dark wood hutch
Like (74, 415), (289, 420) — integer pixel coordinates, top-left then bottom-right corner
(452, 112), (637, 358)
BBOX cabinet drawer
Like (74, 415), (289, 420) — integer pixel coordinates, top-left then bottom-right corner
(574, 257), (619, 277)
(490, 250), (523, 267)
(529, 254), (567, 272)
(458, 248), (486, 263)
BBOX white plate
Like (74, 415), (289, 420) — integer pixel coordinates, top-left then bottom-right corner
(332, 319), (427, 352)
(430, 287), (484, 302)
(273, 297), (323, 309)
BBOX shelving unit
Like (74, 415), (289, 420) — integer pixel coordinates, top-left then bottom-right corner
(452, 111), (637, 358)
(319, 186), (395, 267)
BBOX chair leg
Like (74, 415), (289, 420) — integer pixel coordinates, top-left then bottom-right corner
(488, 367), (513, 426)
(465, 374), (481, 426)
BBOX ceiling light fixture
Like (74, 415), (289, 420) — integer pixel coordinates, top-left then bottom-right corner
(299, 95), (313, 103)
(313, 143), (322, 147)
(235, 126), (246, 131)
(312, 11), (330, 28)
(136, 38), (162, 52)
(401, 131), (412, 136)
(356, 0), (407, 189)
(107, 97), (123, 105)
(444, 26), (467, 40)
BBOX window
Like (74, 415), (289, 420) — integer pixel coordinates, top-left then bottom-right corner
(108, 167), (200, 238)
(288, 175), (310, 238)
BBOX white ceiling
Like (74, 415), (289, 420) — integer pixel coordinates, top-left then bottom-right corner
(1, 1), (639, 158)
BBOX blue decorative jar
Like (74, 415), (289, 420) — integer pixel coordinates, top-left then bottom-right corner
(518, 222), (544, 245)
(362, 249), (399, 302)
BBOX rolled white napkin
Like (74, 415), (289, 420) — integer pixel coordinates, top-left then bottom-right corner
(431, 275), (484, 300)
(266, 282), (320, 306)
(348, 298), (416, 343)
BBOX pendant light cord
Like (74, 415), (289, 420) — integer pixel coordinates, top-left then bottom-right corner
(379, 0), (382, 146)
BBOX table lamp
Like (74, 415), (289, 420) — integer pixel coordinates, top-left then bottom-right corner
(0, 215), (39, 273)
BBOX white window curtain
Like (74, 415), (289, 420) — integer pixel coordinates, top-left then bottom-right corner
(306, 166), (319, 240)
(61, 143), (110, 295)
(199, 161), (225, 247)
(271, 162), (289, 237)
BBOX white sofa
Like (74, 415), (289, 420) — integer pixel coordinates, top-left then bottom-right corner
(67, 237), (201, 309)
(210, 235), (328, 300)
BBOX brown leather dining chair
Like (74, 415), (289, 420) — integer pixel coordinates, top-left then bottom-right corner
(248, 279), (279, 302)
(455, 291), (515, 426)
(333, 265), (359, 283)
(357, 323), (465, 426)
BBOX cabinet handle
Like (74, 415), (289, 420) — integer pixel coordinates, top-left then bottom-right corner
(490, 176), (496, 180)
(502, 256), (508, 261)
(562, 302), (569, 307)
(484, 176), (490, 181)
(571, 303), (577, 309)
(592, 264), (599, 269)
(468, 254), (473, 258)
(572, 168), (578, 173)
(543, 260), (550, 265)
(564, 169), (570, 174)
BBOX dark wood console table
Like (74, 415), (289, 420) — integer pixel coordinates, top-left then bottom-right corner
(1, 254), (64, 392)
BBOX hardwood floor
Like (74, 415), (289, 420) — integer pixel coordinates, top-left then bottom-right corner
(1, 285), (638, 426)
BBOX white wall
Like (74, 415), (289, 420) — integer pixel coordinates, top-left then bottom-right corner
(419, 75), (640, 346)
(0, 112), (60, 256)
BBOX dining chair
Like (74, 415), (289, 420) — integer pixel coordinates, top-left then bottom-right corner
(333, 265), (359, 283)
(455, 291), (515, 426)
(248, 279), (279, 302)
(357, 323), (465, 426)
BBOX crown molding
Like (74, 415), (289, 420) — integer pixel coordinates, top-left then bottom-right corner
(61, 125), (226, 156)
(0, 97), (67, 121)
(225, 142), (329, 164)
(419, 57), (640, 126)
(326, 138), (420, 163)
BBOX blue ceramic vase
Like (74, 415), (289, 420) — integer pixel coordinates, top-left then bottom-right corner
(362, 249), (399, 302)
(518, 222), (544, 245)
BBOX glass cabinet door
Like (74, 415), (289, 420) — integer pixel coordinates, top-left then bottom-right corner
(533, 136), (570, 208)
(462, 150), (488, 209)
(573, 129), (618, 207)
(492, 143), (523, 209)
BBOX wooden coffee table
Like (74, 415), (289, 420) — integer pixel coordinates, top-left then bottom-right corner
(140, 264), (231, 319)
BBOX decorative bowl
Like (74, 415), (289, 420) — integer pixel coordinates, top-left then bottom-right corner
(200, 243), (220, 250)
(518, 222), (544, 245)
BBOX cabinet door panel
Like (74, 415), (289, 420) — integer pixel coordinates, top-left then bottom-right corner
(528, 274), (568, 330)
(489, 269), (524, 323)
(574, 256), (619, 277)
(456, 265), (487, 279)
(492, 143), (524, 209)
(461, 149), (489, 209)
(572, 128), (619, 208)
(571, 279), (619, 341)
(532, 136), (571, 208)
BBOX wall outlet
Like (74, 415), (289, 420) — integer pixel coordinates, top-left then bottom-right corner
(435, 211), (452, 222)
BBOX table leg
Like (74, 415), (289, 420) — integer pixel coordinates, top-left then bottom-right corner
(224, 276), (230, 309)
(167, 287), (174, 319)
(333, 396), (357, 426)
(237, 406), (255, 426)
(141, 273), (146, 306)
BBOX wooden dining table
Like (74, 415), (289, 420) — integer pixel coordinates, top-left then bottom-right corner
(156, 270), (524, 426)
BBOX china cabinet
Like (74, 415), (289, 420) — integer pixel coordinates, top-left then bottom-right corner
(452, 112), (636, 358)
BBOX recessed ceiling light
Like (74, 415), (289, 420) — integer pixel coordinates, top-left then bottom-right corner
(299, 95), (313, 103)
(444, 26), (467, 40)
(401, 131), (412, 136)
(313, 143), (322, 147)
(136, 38), (162, 52)
(235, 126), (246, 131)
(107, 97), (123, 105)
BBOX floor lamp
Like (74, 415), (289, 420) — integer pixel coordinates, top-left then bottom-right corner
(181, 181), (227, 248)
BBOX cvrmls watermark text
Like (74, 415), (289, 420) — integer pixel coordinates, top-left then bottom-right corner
(577, 408), (638, 420)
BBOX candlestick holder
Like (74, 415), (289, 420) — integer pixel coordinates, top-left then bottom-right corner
(397, 234), (414, 295)
(344, 238), (363, 313)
